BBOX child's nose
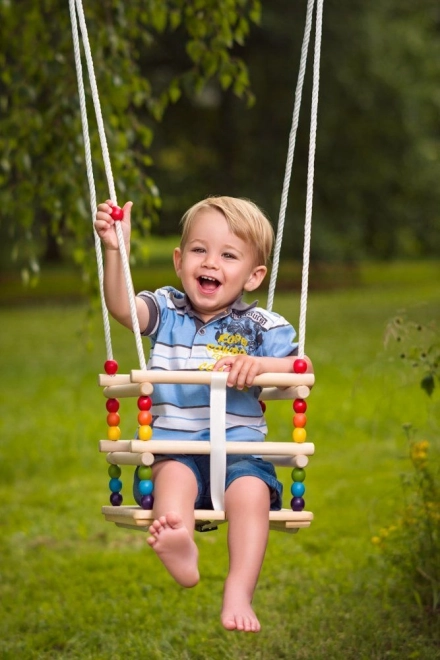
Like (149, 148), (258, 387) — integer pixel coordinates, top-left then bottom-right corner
(202, 253), (218, 268)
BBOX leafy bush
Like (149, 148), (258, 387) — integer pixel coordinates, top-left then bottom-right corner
(373, 318), (440, 612)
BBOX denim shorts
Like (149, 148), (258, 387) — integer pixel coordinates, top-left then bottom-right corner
(133, 453), (282, 511)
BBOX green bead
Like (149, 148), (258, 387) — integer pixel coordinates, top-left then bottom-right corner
(108, 464), (122, 478)
(137, 465), (152, 480)
(291, 467), (306, 482)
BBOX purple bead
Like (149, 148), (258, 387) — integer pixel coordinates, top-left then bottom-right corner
(110, 492), (123, 506)
(291, 496), (305, 511)
(140, 494), (154, 510)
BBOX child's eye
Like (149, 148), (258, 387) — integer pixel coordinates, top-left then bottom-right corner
(191, 247), (205, 253)
(223, 252), (237, 259)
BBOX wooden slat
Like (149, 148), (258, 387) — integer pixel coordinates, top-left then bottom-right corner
(130, 369), (314, 389)
(128, 440), (315, 456)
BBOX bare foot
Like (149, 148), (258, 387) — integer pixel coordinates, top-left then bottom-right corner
(147, 511), (199, 588)
(221, 581), (261, 632)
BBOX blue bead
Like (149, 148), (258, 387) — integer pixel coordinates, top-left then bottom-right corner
(109, 477), (122, 493)
(291, 482), (305, 497)
(138, 479), (154, 496)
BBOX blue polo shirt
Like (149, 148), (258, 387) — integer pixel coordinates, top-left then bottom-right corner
(138, 286), (297, 442)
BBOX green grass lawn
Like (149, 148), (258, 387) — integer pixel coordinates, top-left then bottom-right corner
(0, 263), (439, 659)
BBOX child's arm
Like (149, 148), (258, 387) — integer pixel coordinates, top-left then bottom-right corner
(94, 200), (150, 332)
(213, 355), (313, 390)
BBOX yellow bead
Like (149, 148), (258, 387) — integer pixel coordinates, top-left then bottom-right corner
(292, 427), (307, 443)
(138, 424), (153, 441)
(107, 426), (121, 441)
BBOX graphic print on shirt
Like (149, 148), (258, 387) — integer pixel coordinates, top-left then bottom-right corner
(199, 315), (265, 370)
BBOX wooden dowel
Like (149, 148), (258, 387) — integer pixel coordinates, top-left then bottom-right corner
(266, 455), (309, 468)
(99, 374), (131, 386)
(103, 383), (149, 398)
(260, 385), (310, 401)
(99, 440), (132, 452)
(106, 451), (155, 466)
(128, 440), (314, 456)
(130, 369), (314, 388)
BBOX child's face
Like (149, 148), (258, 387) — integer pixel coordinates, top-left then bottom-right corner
(173, 208), (267, 323)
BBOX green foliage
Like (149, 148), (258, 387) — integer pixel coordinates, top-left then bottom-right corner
(385, 315), (439, 396)
(0, 0), (260, 281)
(373, 317), (440, 611)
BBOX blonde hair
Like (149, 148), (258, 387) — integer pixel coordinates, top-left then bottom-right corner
(180, 196), (274, 266)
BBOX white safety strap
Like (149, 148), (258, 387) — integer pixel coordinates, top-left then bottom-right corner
(209, 373), (229, 511)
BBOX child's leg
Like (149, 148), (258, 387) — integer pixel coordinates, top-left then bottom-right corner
(221, 476), (271, 633)
(147, 459), (200, 588)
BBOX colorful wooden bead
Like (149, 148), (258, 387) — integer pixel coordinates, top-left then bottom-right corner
(293, 399), (307, 413)
(293, 413), (307, 428)
(138, 479), (154, 496)
(291, 482), (306, 497)
(137, 465), (152, 480)
(108, 464), (122, 479)
(292, 427), (307, 443)
(104, 359), (118, 375)
(106, 398), (120, 413)
(293, 358), (308, 374)
(109, 478), (122, 493)
(110, 205), (124, 221)
(291, 467), (306, 482)
(107, 412), (121, 426)
(140, 494), (154, 510)
(291, 496), (305, 511)
(107, 426), (121, 441)
(110, 492), (123, 506)
(138, 424), (153, 441)
(137, 396), (152, 411)
(137, 410), (152, 426)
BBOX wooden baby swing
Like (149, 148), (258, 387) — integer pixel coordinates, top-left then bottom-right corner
(69, 0), (323, 534)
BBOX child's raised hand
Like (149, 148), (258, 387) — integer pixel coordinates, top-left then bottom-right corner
(213, 355), (265, 390)
(94, 200), (133, 250)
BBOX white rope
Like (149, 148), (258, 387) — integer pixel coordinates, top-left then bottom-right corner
(267, 0), (315, 314)
(298, 0), (324, 358)
(267, 0), (324, 360)
(70, 0), (147, 370)
(68, 0), (113, 361)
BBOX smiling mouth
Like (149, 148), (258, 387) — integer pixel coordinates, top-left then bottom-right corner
(198, 276), (221, 292)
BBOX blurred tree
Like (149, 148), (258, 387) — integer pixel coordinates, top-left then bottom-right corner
(150, 0), (440, 261)
(0, 0), (261, 281)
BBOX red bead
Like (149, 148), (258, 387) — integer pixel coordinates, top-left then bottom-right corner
(106, 398), (120, 413)
(137, 396), (152, 411)
(104, 360), (118, 375)
(259, 401), (266, 413)
(110, 205), (124, 221)
(293, 358), (308, 374)
(293, 399), (307, 413)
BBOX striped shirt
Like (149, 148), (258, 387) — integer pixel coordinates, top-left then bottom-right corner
(138, 286), (298, 442)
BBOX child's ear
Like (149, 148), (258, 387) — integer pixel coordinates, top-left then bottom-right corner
(173, 247), (182, 277)
(243, 265), (267, 292)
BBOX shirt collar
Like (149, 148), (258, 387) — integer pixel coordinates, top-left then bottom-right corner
(170, 290), (258, 322)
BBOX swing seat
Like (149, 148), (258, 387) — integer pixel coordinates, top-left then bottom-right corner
(99, 370), (315, 534)
(101, 505), (313, 534)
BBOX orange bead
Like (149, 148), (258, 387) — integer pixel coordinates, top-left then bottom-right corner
(107, 426), (121, 441)
(292, 427), (307, 443)
(107, 412), (121, 427)
(137, 410), (152, 426)
(293, 413), (307, 428)
(138, 425), (153, 441)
